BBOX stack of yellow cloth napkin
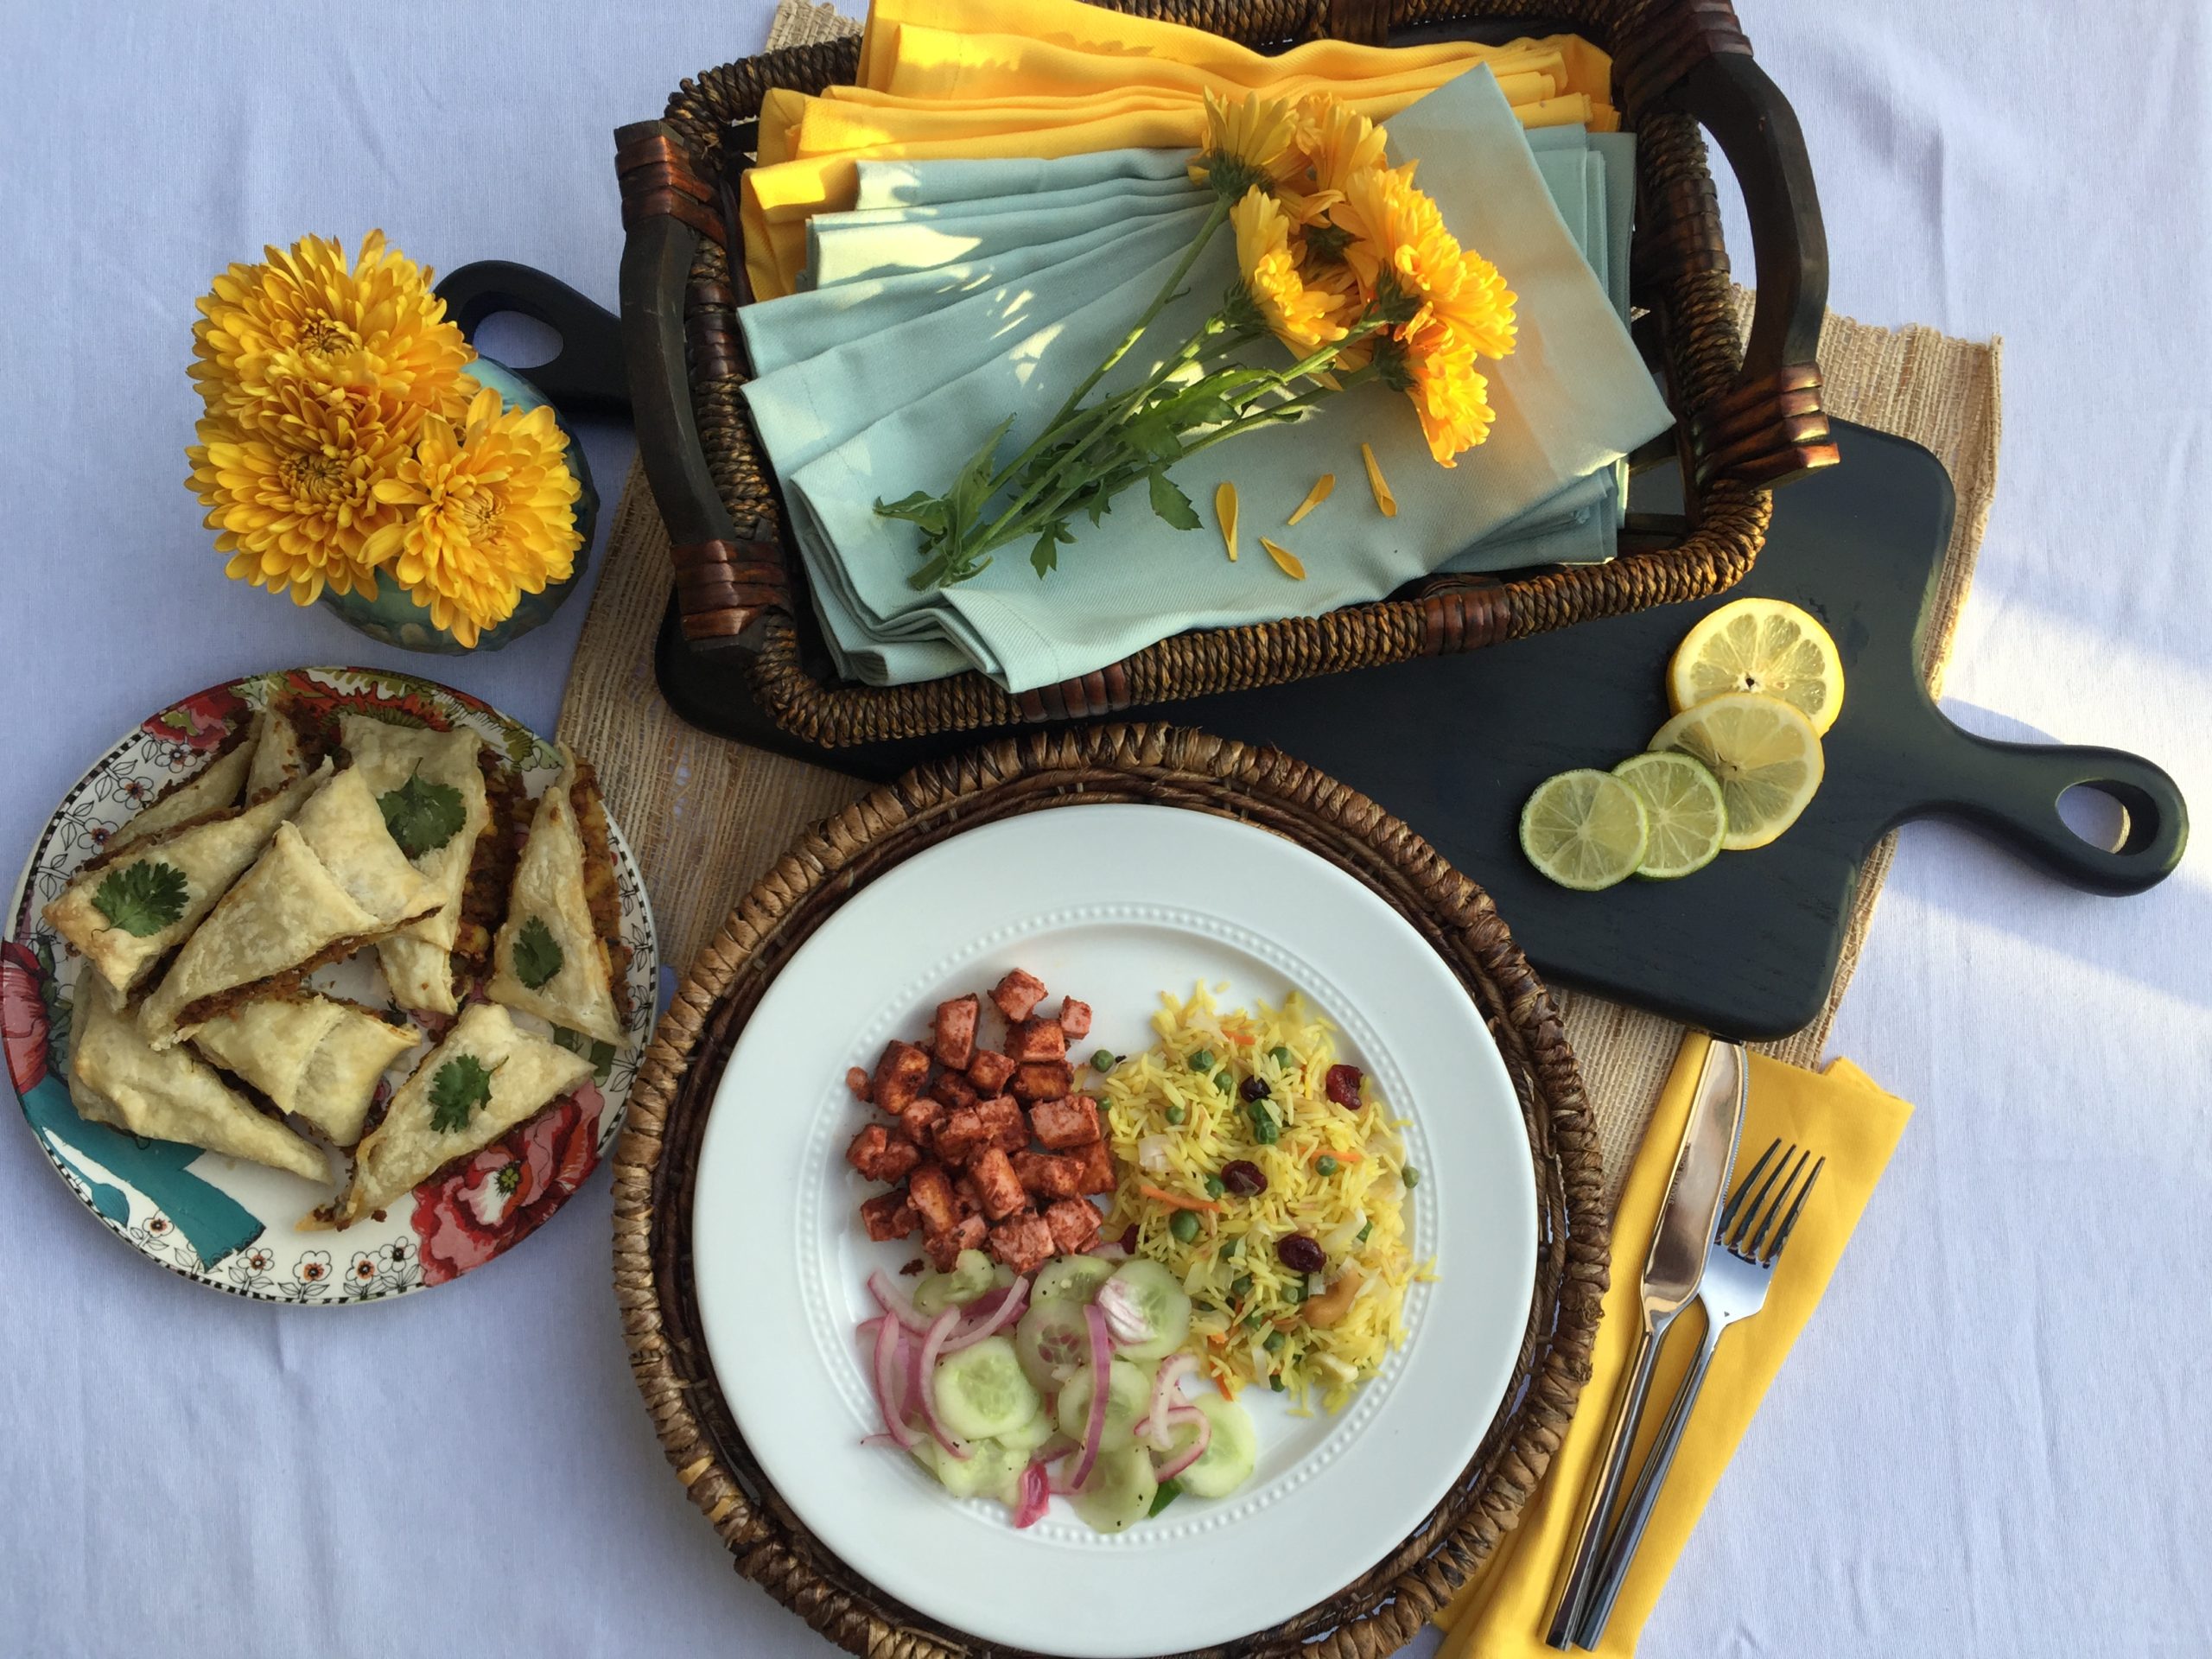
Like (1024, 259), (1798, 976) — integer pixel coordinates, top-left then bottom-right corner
(1437, 1033), (1913, 1656)
(740, 0), (1619, 299)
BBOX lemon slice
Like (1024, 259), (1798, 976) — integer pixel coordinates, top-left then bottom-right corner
(1667, 598), (1845, 734)
(1519, 768), (1649, 891)
(1611, 752), (1727, 879)
(1648, 692), (1824, 850)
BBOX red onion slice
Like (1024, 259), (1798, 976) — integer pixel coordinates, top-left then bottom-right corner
(1012, 1459), (1052, 1529)
(1069, 1303), (1112, 1490)
(868, 1269), (931, 1333)
(940, 1280), (1029, 1354)
(916, 1306), (972, 1459)
(1145, 1352), (1198, 1449)
(870, 1309), (918, 1449)
(1153, 1403), (1212, 1481)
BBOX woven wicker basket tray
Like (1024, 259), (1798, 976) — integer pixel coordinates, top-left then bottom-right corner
(613, 724), (1606, 1656)
(615, 0), (1836, 748)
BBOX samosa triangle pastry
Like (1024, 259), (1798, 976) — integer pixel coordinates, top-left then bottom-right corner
(334, 714), (501, 1015)
(67, 977), (330, 1185)
(138, 768), (442, 1046)
(105, 715), (263, 855)
(42, 760), (328, 999)
(190, 981), (419, 1147)
(486, 746), (632, 1047)
(319, 1000), (592, 1229)
(245, 697), (325, 799)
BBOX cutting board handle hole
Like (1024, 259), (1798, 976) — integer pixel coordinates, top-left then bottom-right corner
(2057, 783), (2143, 855)
(469, 309), (562, 370)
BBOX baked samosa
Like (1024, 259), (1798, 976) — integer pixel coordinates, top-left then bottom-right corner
(334, 714), (499, 1014)
(485, 747), (630, 1047)
(320, 1000), (592, 1228)
(190, 982), (418, 1147)
(138, 768), (441, 1046)
(106, 715), (263, 855)
(68, 977), (329, 1185)
(42, 760), (328, 999)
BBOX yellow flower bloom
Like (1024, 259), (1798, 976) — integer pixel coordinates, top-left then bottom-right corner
(1190, 90), (1323, 216)
(1334, 162), (1518, 359)
(361, 385), (582, 647)
(1397, 316), (1498, 466)
(1231, 188), (1351, 354)
(185, 381), (412, 604)
(1294, 95), (1388, 202)
(191, 231), (474, 435)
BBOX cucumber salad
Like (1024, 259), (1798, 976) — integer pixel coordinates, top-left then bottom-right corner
(860, 1250), (1257, 1531)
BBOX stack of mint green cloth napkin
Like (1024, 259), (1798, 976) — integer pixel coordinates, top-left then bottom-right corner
(737, 67), (1669, 691)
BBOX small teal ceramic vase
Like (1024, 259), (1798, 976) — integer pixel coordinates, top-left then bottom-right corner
(316, 359), (598, 654)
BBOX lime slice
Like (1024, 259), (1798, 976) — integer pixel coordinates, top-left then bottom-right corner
(1648, 691), (1824, 851)
(1519, 769), (1649, 891)
(1667, 598), (1845, 735)
(1611, 752), (1727, 879)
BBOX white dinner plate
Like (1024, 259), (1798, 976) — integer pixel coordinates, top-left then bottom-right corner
(692, 804), (1535, 1656)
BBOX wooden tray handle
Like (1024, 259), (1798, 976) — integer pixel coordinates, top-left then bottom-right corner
(616, 119), (791, 650)
(433, 261), (632, 419)
(1613, 1), (1840, 490)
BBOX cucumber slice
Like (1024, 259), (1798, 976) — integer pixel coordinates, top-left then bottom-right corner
(997, 1408), (1056, 1452)
(913, 1249), (998, 1316)
(1032, 1254), (1116, 1305)
(1014, 1296), (1093, 1390)
(1054, 1358), (1152, 1455)
(912, 1438), (1026, 1503)
(1101, 1258), (1192, 1362)
(932, 1336), (1041, 1441)
(1070, 1444), (1159, 1535)
(1167, 1394), (1258, 1498)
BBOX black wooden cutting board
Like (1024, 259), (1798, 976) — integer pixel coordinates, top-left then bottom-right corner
(654, 420), (2187, 1039)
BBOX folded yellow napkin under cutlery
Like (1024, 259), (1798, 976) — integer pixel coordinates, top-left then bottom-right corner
(1437, 1033), (1912, 1656)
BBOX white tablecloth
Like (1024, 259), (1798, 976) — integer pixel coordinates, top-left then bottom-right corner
(3, 3), (2206, 1654)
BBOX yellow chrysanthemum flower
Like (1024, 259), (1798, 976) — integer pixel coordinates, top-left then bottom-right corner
(1396, 316), (1498, 466)
(1231, 188), (1352, 354)
(191, 231), (474, 435)
(186, 381), (413, 604)
(1335, 162), (1518, 359)
(1189, 89), (1326, 218)
(1294, 95), (1389, 202)
(360, 385), (582, 647)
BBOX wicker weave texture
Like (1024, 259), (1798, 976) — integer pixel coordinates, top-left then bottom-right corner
(613, 723), (1607, 1656)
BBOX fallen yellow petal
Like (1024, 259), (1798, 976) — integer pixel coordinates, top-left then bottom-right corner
(1360, 442), (1398, 518)
(1216, 480), (1239, 562)
(1259, 536), (1306, 580)
(1286, 474), (1335, 526)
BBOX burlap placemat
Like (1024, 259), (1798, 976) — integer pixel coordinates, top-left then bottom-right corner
(561, 24), (2000, 1185)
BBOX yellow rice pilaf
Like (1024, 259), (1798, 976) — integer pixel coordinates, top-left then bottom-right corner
(1097, 984), (1428, 1413)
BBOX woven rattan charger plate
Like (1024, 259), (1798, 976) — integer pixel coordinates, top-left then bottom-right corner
(615, 725), (1605, 1657)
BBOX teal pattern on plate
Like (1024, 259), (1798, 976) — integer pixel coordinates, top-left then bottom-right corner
(317, 358), (599, 653)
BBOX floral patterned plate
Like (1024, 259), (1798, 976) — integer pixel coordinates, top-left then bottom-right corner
(3, 666), (658, 1305)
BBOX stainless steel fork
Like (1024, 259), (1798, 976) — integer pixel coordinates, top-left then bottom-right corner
(1573, 1139), (1826, 1648)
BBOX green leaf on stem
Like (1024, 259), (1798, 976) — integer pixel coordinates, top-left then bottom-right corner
(1147, 470), (1202, 532)
(874, 489), (950, 536)
(1030, 520), (1074, 577)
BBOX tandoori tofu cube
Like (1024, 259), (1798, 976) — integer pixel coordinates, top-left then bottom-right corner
(929, 1071), (980, 1113)
(975, 1095), (1028, 1154)
(988, 1211), (1055, 1274)
(1011, 1061), (1074, 1103)
(861, 1191), (919, 1242)
(953, 1171), (985, 1217)
(931, 1106), (989, 1166)
(932, 994), (980, 1069)
(1004, 1017), (1068, 1063)
(844, 1066), (872, 1102)
(907, 1163), (959, 1235)
(1043, 1198), (1103, 1254)
(989, 969), (1048, 1023)
(1058, 997), (1092, 1039)
(846, 1123), (921, 1185)
(969, 1147), (1028, 1220)
(872, 1039), (932, 1116)
(1028, 1095), (1102, 1150)
(925, 1214), (988, 1272)
(897, 1096), (945, 1146)
(1071, 1139), (1117, 1195)
(1011, 1150), (1086, 1201)
(965, 1051), (1017, 1093)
